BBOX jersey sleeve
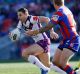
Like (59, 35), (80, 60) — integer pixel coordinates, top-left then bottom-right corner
(17, 21), (22, 29)
(30, 16), (39, 24)
(50, 11), (62, 25)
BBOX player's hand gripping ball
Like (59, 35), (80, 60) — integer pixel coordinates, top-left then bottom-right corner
(9, 28), (21, 41)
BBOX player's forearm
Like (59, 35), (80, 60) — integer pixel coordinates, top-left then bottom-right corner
(35, 21), (53, 34)
(39, 16), (50, 24)
(32, 21), (54, 35)
(39, 16), (54, 32)
(39, 24), (53, 33)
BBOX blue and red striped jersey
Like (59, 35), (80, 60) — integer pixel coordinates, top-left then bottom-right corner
(51, 6), (78, 39)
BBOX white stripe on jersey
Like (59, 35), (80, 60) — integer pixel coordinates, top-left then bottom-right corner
(17, 15), (48, 42)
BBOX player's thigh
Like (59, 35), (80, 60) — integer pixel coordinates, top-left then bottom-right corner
(52, 48), (62, 66)
(59, 48), (74, 68)
(37, 52), (50, 67)
(22, 44), (44, 56)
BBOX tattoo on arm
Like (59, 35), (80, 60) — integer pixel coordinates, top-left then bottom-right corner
(39, 21), (54, 33)
(39, 16), (50, 24)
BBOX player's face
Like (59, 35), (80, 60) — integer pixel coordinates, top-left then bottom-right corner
(17, 12), (28, 22)
(53, 3), (57, 10)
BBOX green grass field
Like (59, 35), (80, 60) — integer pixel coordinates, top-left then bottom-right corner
(0, 62), (78, 74)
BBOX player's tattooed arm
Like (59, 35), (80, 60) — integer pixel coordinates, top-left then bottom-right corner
(39, 16), (50, 24)
(26, 21), (54, 36)
(38, 21), (54, 33)
(39, 21), (59, 39)
(39, 16), (54, 33)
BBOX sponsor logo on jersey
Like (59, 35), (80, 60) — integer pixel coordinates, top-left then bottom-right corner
(52, 15), (59, 21)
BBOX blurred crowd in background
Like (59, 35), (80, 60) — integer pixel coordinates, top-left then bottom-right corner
(0, 0), (80, 60)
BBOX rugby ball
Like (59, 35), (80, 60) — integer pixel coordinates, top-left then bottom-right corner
(9, 28), (21, 41)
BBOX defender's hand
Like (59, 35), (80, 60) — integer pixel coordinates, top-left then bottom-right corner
(50, 31), (59, 40)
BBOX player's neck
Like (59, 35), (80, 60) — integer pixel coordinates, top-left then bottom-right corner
(23, 15), (29, 23)
(56, 5), (64, 11)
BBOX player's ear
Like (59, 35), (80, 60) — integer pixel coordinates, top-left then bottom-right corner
(25, 11), (29, 16)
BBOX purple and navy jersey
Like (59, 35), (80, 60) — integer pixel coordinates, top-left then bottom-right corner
(51, 6), (78, 40)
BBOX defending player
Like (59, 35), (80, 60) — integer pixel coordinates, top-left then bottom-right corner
(26, 0), (80, 74)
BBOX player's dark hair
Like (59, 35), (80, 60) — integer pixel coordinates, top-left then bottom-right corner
(18, 8), (28, 13)
(53, 0), (64, 6)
